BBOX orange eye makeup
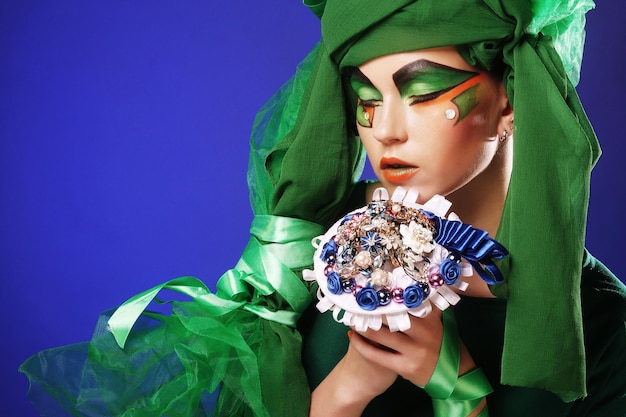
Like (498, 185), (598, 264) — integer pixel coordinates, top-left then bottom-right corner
(350, 59), (484, 128)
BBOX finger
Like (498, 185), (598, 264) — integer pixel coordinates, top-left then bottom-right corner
(349, 331), (398, 363)
(351, 331), (424, 380)
(358, 326), (407, 351)
(382, 311), (444, 344)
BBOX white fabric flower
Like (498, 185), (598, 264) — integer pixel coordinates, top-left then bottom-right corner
(400, 221), (435, 254)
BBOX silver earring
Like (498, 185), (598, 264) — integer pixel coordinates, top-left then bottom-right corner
(444, 108), (456, 120)
(499, 129), (509, 142)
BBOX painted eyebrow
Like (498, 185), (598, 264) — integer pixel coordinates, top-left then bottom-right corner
(392, 59), (478, 97)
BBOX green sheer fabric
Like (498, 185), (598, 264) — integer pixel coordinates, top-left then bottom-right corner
(303, 0), (598, 402)
(20, 215), (326, 417)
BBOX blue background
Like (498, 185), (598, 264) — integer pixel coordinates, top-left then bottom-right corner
(1, 2), (624, 415)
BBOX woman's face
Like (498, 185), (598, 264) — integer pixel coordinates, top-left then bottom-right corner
(352, 47), (509, 203)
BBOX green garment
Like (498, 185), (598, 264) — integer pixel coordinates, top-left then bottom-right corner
(300, 251), (626, 416)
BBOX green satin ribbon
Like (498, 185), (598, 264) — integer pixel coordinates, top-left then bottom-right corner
(432, 368), (493, 416)
(423, 309), (460, 399)
(423, 310), (493, 416)
(108, 215), (324, 348)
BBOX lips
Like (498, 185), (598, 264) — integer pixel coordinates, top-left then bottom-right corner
(380, 157), (418, 183)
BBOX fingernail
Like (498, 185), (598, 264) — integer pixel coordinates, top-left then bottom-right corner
(347, 330), (353, 339)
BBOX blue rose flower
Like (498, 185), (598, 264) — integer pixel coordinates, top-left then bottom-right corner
(320, 238), (338, 263)
(403, 284), (425, 308)
(326, 272), (343, 295)
(440, 258), (461, 285)
(356, 287), (380, 311)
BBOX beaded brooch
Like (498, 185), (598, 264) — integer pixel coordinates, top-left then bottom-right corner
(303, 187), (508, 332)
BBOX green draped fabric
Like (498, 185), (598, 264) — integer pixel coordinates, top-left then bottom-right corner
(301, 0), (598, 402)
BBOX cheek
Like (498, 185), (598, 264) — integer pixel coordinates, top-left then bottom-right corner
(356, 127), (380, 165)
(406, 107), (495, 172)
(445, 121), (498, 175)
(434, 87), (499, 146)
(356, 121), (381, 148)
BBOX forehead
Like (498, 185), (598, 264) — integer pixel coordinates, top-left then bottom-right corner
(357, 46), (475, 77)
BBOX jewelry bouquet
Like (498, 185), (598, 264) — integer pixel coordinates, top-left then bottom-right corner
(303, 187), (508, 332)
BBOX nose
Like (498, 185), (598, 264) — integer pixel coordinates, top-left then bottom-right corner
(372, 101), (408, 144)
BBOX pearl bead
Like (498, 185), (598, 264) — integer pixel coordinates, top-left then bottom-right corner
(370, 269), (389, 286)
(354, 251), (372, 268)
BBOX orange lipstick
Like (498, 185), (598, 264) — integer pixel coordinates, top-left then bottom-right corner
(380, 157), (418, 183)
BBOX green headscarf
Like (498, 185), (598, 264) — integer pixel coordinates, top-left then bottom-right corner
(274, 0), (597, 402)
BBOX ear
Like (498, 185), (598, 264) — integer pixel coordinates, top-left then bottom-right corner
(495, 83), (514, 139)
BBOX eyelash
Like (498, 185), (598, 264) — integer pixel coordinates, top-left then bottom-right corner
(407, 90), (445, 106)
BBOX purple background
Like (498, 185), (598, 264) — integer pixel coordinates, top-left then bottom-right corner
(2, 2), (624, 415)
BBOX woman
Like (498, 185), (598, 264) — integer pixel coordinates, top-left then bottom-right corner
(297, 1), (625, 415)
(307, 45), (512, 417)
(20, 0), (625, 416)
(294, 1), (626, 416)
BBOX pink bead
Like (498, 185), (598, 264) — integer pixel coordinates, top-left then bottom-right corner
(429, 272), (445, 288)
(391, 287), (404, 303)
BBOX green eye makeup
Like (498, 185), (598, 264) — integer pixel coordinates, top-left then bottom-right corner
(393, 60), (478, 105)
(350, 70), (382, 128)
(350, 59), (483, 128)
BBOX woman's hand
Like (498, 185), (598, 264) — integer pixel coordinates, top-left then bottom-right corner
(309, 329), (398, 417)
(310, 310), (446, 417)
(350, 309), (445, 387)
(310, 309), (483, 417)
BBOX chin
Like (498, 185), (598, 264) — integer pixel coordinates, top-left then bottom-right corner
(378, 182), (439, 204)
